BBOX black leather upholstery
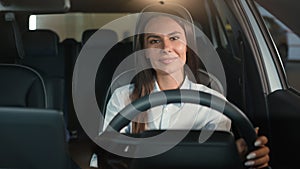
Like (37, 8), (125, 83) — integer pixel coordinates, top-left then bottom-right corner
(81, 29), (97, 45)
(61, 38), (81, 131)
(0, 14), (47, 109)
(81, 29), (120, 113)
(0, 14), (22, 63)
(22, 30), (64, 78)
(62, 38), (81, 67)
(0, 107), (70, 169)
(0, 64), (47, 108)
(22, 30), (65, 110)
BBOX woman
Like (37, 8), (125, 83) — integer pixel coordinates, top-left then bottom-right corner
(103, 5), (270, 168)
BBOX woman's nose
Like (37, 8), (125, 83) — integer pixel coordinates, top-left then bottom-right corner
(162, 38), (172, 52)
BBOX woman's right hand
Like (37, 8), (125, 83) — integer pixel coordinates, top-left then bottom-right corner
(236, 128), (270, 168)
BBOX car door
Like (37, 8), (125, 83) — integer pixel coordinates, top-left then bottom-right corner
(208, 0), (300, 168)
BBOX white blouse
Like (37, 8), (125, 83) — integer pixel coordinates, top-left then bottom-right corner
(102, 77), (231, 133)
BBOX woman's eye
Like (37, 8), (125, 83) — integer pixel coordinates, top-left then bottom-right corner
(170, 36), (179, 41)
(149, 39), (160, 44)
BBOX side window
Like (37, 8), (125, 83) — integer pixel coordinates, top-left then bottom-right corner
(256, 4), (300, 92)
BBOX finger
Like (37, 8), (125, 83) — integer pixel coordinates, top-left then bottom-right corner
(256, 163), (269, 169)
(246, 146), (270, 161)
(255, 127), (259, 134)
(250, 146), (270, 159)
(254, 136), (268, 147)
(244, 154), (269, 168)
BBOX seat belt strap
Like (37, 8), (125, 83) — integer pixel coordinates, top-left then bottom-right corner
(5, 12), (24, 60)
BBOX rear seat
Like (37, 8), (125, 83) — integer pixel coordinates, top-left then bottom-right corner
(81, 29), (98, 45)
(95, 37), (134, 114)
(0, 65), (47, 108)
(61, 38), (81, 132)
(71, 29), (120, 138)
(80, 29), (131, 114)
(21, 29), (76, 141)
(22, 30), (65, 111)
(0, 14), (47, 108)
(0, 16), (71, 168)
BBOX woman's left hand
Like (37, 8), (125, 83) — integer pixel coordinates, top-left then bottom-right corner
(236, 128), (270, 168)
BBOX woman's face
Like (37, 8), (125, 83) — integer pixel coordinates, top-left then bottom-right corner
(143, 16), (187, 76)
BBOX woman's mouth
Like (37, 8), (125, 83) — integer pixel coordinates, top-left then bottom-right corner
(159, 57), (178, 64)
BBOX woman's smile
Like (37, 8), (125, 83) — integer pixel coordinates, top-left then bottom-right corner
(159, 56), (178, 64)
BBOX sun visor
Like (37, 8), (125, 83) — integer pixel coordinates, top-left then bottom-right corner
(0, 0), (70, 13)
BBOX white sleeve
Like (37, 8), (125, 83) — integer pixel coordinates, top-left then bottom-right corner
(102, 86), (131, 133)
(203, 113), (232, 131)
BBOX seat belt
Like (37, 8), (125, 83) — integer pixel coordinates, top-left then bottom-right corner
(4, 12), (24, 60)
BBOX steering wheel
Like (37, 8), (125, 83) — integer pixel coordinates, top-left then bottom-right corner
(106, 89), (257, 152)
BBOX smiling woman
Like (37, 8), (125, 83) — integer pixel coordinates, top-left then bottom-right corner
(99, 2), (270, 168)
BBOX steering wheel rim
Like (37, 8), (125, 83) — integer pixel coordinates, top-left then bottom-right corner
(107, 89), (257, 152)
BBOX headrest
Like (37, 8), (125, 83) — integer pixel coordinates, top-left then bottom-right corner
(81, 29), (118, 46)
(23, 30), (59, 57)
(81, 29), (97, 45)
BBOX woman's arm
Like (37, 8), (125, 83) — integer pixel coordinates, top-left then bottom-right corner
(102, 85), (132, 132)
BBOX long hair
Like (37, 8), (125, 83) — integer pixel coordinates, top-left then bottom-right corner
(130, 4), (205, 133)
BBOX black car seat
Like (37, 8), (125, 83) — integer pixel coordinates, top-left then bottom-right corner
(81, 29), (98, 45)
(0, 64), (47, 108)
(61, 38), (81, 134)
(21, 30), (72, 141)
(0, 14), (47, 108)
(22, 30), (65, 111)
(0, 13), (24, 63)
(0, 107), (71, 169)
(77, 29), (119, 136)
(0, 13), (72, 169)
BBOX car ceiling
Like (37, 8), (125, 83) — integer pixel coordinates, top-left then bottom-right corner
(1, 0), (300, 36)
(70, 0), (199, 13)
(71, 0), (300, 36)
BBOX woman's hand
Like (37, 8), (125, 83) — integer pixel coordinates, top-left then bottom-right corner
(236, 128), (270, 168)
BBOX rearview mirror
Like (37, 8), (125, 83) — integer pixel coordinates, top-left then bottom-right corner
(0, 0), (70, 12)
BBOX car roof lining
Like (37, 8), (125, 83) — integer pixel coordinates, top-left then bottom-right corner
(0, 0), (70, 13)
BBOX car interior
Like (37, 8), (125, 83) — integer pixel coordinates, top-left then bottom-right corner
(1, 0), (300, 169)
